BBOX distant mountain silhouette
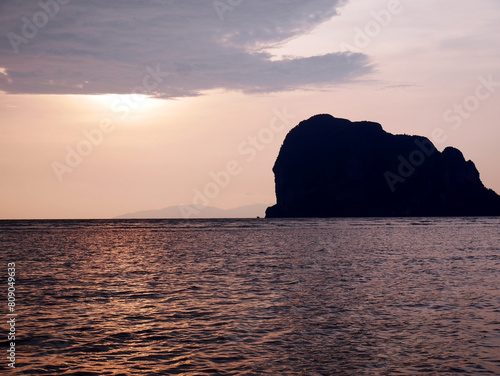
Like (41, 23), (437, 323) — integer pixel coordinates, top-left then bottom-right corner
(117, 204), (269, 219)
(266, 114), (500, 217)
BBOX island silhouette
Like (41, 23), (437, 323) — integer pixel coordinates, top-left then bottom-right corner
(266, 114), (500, 217)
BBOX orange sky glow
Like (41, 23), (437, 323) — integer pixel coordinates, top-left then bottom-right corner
(1, 0), (499, 219)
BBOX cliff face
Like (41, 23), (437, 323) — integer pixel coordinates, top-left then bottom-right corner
(266, 114), (500, 217)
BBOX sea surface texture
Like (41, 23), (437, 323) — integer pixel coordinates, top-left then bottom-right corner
(1, 218), (499, 375)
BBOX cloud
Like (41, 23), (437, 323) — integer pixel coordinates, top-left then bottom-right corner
(0, 0), (372, 98)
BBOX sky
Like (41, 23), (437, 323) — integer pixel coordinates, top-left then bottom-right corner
(1, 0), (499, 219)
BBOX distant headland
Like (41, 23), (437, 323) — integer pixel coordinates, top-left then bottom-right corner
(266, 114), (500, 218)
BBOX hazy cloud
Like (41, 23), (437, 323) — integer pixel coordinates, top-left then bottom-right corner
(0, 0), (372, 98)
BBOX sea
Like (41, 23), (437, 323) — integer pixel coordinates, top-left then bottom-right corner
(1, 217), (499, 375)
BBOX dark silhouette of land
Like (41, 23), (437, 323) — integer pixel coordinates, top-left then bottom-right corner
(117, 204), (268, 219)
(266, 114), (500, 217)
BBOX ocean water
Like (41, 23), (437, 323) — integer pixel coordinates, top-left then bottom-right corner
(1, 217), (499, 375)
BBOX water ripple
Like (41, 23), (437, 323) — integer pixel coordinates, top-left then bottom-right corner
(1, 218), (499, 375)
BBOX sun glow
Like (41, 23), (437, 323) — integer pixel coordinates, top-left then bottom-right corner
(90, 94), (164, 112)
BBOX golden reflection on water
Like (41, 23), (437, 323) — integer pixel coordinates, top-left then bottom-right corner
(2, 218), (500, 375)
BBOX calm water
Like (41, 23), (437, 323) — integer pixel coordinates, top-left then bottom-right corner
(1, 218), (500, 375)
